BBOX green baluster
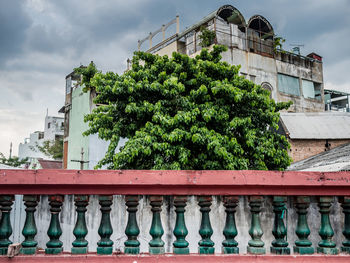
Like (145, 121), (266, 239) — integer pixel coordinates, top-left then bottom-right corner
(293, 196), (314, 254)
(97, 195), (113, 255)
(317, 196), (339, 254)
(340, 196), (350, 253)
(247, 196), (265, 254)
(271, 196), (290, 254)
(173, 196), (189, 254)
(0, 195), (14, 255)
(198, 196), (214, 254)
(124, 195), (140, 254)
(71, 195), (89, 254)
(222, 196), (239, 254)
(21, 195), (39, 255)
(149, 196), (164, 254)
(46, 195), (64, 254)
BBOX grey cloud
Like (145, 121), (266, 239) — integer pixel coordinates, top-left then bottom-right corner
(0, 0), (350, 156)
(0, 0), (32, 66)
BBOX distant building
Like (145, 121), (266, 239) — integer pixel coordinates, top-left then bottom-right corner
(325, 89), (350, 112)
(279, 112), (350, 162)
(138, 4), (324, 113)
(18, 115), (64, 163)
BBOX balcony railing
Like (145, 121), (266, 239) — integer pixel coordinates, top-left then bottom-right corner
(0, 169), (350, 262)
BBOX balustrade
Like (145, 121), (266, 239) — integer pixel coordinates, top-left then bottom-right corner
(0, 169), (349, 262)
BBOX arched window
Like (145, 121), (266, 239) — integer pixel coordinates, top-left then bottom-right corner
(261, 82), (273, 98)
(216, 5), (246, 32)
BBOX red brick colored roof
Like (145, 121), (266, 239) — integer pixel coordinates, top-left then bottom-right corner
(38, 159), (62, 169)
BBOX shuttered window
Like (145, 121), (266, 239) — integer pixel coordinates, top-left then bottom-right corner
(302, 79), (315, 99)
(278, 74), (300, 96)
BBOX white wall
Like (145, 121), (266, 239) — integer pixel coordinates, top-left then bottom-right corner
(44, 116), (64, 141)
(18, 132), (46, 160)
(18, 116), (64, 161)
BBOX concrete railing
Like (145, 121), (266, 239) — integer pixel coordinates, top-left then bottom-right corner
(0, 169), (350, 262)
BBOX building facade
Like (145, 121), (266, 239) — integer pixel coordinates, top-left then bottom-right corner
(139, 5), (324, 113)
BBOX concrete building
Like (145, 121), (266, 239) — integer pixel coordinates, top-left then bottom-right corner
(61, 70), (125, 169)
(18, 115), (64, 162)
(138, 4), (324, 113)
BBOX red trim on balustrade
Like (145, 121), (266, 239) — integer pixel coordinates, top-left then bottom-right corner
(0, 169), (350, 195)
(0, 254), (350, 263)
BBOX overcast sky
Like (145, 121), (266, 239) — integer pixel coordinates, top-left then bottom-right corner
(0, 0), (349, 156)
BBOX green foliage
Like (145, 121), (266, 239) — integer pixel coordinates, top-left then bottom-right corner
(274, 36), (286, 52)
(0, 153), (28, 167)
(84, 45), (292, 170)
(199, 26), (216, 47)
(74, 61), (100, 92)
(33, 137), (63, 160)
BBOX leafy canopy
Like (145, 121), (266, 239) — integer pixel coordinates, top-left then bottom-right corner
(37, 138), (64, 160)
(29, 137), (64, 160)
(84, 45), (292, 170)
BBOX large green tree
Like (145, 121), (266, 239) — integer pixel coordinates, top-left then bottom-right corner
(83, 45), (292, 170)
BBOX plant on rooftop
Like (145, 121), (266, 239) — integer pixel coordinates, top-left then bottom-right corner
(74, 61), (100, 92)
(274, 36), (286, 52)
(83, 45), (292, 170)
(198, 26), (216, 48)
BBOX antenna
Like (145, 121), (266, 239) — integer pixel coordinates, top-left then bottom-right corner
(9, 142), (12, 159)
(290, 44), (304, 55)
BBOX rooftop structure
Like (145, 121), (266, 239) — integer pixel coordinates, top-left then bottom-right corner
(137, 5), (324, 113)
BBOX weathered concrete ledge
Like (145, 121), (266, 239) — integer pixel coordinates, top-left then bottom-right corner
(0, 169), (349, 195)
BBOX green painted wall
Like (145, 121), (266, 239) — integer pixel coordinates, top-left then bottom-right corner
(67, 85), (90, 169)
